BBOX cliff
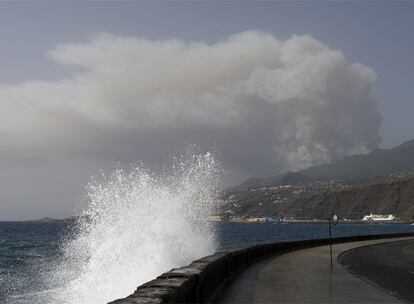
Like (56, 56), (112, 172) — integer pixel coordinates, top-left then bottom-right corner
(283, 177), (414, 220)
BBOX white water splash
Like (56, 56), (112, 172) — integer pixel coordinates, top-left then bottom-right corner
(49, 151), (221, 303)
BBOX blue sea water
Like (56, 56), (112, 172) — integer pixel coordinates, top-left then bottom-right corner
(216, 221), (414, 249)
(1, 220), (413, 303)
(0, 221), (74, 303)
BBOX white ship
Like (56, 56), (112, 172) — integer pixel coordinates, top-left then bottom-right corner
(362, 213), (396, 221)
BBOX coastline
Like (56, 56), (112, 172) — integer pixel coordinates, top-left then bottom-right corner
(211, 219), (414, 225)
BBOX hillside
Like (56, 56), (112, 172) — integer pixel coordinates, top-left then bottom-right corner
(283, 177), (414, 221)
(232, 138), (414, 190)
(301, 139), (414, 180)
(230, 171), (313, 191)
(221, 138), (414, 221)
(220, 176), (414, 221)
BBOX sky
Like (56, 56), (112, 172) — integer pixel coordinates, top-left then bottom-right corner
(0, 1), (413, 220)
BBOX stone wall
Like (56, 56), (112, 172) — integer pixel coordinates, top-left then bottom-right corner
(109, 232), (414, 304)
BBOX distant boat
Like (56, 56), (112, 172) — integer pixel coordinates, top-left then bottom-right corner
(362, 213), (396, 221)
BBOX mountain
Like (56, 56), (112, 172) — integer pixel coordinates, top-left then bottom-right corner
(301, 139), (414, 180)
(282, 176), (414, 221)
(232, 138), (414, 189)
(279, 172), (313, 184)
(220, 176), (414, 221)
(221, 138), (414, 221)
(229, 171), (312, 191)
(234, 177), (266, 189)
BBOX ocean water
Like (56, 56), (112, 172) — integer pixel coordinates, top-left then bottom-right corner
(0, 221), (72, 303)
(1, 151), (221, 304)
(217, 221), (414, 249)
(1, 151), (413, 303)
(1, 220), (414, 304)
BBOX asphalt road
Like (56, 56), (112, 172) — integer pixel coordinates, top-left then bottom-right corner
(339, 239), (414, 303)
(217, 237), (414, 303)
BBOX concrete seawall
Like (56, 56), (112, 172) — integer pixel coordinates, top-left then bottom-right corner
(109, 232), (414, 304)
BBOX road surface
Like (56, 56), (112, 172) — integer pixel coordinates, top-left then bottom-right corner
(339, 239), (414, 303)
(217, 237), (414, 303)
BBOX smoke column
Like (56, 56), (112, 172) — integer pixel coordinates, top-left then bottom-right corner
(0, 31), (382, 182)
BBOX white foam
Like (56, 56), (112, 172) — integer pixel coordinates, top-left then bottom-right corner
(48, 150), (221, 303)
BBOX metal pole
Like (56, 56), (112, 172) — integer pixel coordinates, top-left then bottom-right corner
(329, 218), (333, 271)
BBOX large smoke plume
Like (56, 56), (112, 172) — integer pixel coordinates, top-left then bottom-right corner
(0, 31), (382, 217)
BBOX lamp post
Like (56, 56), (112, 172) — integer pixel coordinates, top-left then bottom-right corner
(329, 214), (338, 271)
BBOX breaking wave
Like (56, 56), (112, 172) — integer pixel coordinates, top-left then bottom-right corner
(38, 150), (221, 303)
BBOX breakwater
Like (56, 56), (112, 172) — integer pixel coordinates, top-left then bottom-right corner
(109, 232), (414, 304)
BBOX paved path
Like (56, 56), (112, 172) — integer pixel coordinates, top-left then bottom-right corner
(339, 239), (414, 303)
(217, 237), (414, 303)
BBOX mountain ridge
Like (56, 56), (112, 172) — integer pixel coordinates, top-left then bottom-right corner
(232, 138), (414, 190)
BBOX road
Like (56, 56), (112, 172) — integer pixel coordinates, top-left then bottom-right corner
(339, 239), (414, 303)
(217, 237), (414, 303)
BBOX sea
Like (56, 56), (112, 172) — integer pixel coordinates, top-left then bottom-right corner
(1, 153), (413, 303)
(1, 220), (413, 304)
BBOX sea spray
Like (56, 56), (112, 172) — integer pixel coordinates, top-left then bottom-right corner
(50, 150), (221, 304)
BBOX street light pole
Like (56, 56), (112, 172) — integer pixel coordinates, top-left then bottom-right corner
(329, 214), (338, 271)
